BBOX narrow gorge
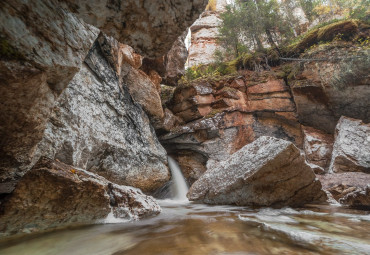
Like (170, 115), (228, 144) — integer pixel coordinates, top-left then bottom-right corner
(0, 0), (369, 254)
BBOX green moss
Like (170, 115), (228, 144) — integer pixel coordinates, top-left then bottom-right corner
(282, 19), (361, 57)
(317, 19), (358, 41)
(0, 37), (25, 60)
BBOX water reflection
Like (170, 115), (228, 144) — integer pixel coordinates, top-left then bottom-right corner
(0, 201), (369, 255)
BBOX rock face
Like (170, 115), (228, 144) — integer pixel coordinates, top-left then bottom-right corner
(60, 0), (208, 57)
(0, 0), (99, 194)
(163, 32), (189, 86)
(329, 116), (370, 173)
(0, 0), (206, 194)
(36, 34), (170, 193)
(319, 172), (370, 208)
(187, 136), (327, 207)
(0, 158), (161, 237)
(302, 126), (333, 172)
(188, 0), (228, 67)
(160, 73), (302, 180)
(291, 45), (370, 133)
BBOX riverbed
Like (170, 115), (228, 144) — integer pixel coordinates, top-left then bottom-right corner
(1, 200), (370, 255)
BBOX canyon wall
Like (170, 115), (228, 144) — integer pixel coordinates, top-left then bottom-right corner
(0, 0), (207, 195)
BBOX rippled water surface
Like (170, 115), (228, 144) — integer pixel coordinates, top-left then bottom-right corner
(1, 200), (370, 255)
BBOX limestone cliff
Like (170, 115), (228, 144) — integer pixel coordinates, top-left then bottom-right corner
(188, 0), (228, 67)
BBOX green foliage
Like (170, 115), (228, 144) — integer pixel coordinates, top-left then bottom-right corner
(181, 61), (238, 83)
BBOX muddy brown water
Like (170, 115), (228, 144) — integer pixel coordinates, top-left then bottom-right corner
(0, 200), (370, 255)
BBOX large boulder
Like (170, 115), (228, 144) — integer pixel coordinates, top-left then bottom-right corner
(187, 136), (327, 207)
(0, 158), (161, 237)
(329, 116), (370, 173)
(35, 35), (170, 193)
(60, 0), (208, 57)
(318, 172), (370, 208)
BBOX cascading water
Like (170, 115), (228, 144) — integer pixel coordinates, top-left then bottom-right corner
(167, 156), (189, 201)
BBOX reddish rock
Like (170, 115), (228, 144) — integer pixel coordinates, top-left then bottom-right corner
(246, 98), (295, 112)
(172, 95), (215, 113)
(215, 87), (241, 100)
(172, 83), (213, 103)
(329, 116), (370, 173)
(123, 68), (164, 119)
(247, 79), (288, 94)
(229, 79), (246, 92)
(302, 126), (334, 171)
(176, 106), (213, 122)
(148, 70), (162, 92)
(0, 158), (161, 237)
(120, 44), (143, 69)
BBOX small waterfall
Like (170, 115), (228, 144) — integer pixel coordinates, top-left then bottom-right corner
(168, 156), (189, 201)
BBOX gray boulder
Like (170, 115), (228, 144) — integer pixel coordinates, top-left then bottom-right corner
(329, 116), (370, 173)
(188, 136), (327, 207)
(0, 158), (161, 237)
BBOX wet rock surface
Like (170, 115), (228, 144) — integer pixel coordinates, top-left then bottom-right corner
(0, 158), (161, 237)
(187, 136), (327, 207)
(329, 116), (370, 173)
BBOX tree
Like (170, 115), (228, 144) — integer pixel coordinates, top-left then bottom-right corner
(218, 0), (297, 55)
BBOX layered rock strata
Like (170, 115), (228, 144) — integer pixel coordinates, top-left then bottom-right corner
(160, 73), (302, 183)
(187, 136), (327, 207)
(0, 158), (161, 237)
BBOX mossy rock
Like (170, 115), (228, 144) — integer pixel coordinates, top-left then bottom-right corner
(283, 19), (361, 57)
(317, 20), (358, 41)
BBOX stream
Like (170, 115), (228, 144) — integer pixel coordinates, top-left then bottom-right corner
(0, 158), (370, 255)
(0, 201), (370, 255)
